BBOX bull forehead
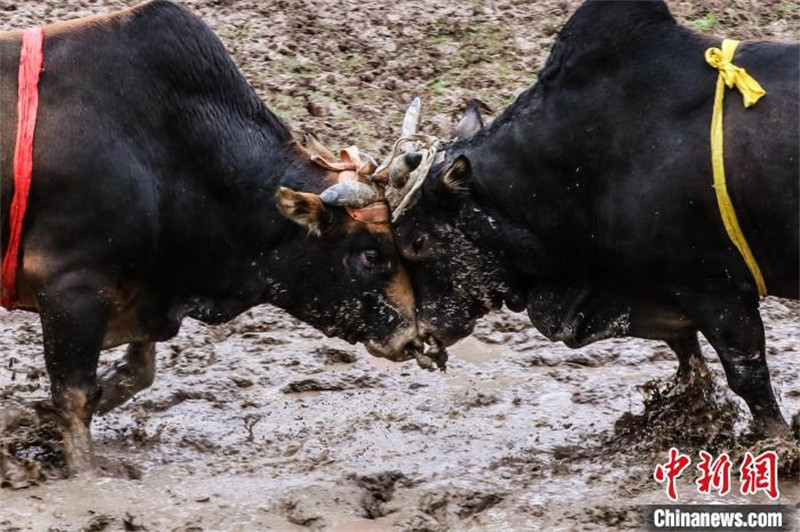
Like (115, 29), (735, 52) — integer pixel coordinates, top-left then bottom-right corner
(340, 217), (392, 238)
(392, 208), (450, 255)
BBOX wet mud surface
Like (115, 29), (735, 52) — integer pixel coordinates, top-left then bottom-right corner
(1, 0), (799, 530)
(2, 300), (799, 531)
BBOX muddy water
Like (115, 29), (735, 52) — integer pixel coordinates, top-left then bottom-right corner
(2, 298), (799, 531)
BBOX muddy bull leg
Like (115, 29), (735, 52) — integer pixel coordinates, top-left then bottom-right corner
(36, 274), (111, 475)
(682, 293), (790, 438)
(666, 331), (710, 389)
(95, 342), (156, 415)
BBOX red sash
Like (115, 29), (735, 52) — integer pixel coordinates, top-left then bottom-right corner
(1, 27), (44, 310)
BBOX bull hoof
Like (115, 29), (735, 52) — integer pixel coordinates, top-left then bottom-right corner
(95, 342), (157, 416)
(95, 361), (137, 415)
(54, 390), (97, 477)
(670, 358), (712, 398)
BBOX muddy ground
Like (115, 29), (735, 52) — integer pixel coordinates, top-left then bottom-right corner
(1, 0), (799, 531)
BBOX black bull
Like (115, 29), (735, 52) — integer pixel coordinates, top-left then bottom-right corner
(393, 0), (799, 435)
(0, 1), (420, 473)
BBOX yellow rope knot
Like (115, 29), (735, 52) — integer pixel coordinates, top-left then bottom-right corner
(705, 41), (766, 107)
(705, 38), (768, 297)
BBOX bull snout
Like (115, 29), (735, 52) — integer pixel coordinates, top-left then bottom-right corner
(365, 320), (449, 372)
(364, 323), (423, 363)
(418, 316), (476, 348)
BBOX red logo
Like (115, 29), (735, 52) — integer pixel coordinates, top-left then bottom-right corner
(654, 449), (780, 500)
(740, 451), (780, 500)
(654, 447), (692, 501)
(696, 451), (732, 495)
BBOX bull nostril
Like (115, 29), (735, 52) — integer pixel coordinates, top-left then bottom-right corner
(401, 336), (425, 362)
(418, 323), (463, 349)
(419, 328), (440, 347)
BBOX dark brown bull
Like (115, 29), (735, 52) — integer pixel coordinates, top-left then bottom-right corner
(0, 1), (420, 474)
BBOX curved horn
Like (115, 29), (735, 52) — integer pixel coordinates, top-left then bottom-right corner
(401, 97), (422, 138)
(399, 97), (422, 158)
(319, 181), (382, 207)
(303, 131), (336, 161)
(452, 100), (485, 139)
(389, 151), (424, 187)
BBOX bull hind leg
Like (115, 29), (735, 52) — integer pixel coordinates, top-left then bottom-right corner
(684, 293), (790, 438)
(95, 342), (156, 415)
(666, 331), (711, 391)
(36, 274), (112, 475)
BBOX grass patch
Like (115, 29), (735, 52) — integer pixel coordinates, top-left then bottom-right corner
(427, 74), (456, 95)
(694, 13), (717, 31)
(227, 23), (251, 41)
(276, 55), (319, 75)
(777, 2), (798, 17)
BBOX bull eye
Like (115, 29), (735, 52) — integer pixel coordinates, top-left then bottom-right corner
(412, 236), (425, 253)
(360, 249), (380, 270)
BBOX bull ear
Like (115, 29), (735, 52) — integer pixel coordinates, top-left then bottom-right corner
(276, 187), (331, 237)
(441, 156), (472, 194)
(452, 101), (484, 139)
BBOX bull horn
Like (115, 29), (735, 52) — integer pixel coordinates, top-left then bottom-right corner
(303, 131), (336, 161)
(401, 97), (422, 138)
(389, 151), (424, 187)
(398, 97), (422, 157)
(320, 181), (381, 207)
(452, 100), (485, 139)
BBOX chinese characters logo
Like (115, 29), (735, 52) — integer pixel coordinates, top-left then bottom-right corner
(653, 447), (779, 501)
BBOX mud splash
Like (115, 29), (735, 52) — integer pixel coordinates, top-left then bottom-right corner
(612, 372), (741, 455)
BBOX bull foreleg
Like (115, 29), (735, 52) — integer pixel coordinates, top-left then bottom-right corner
(666, 331), (710, 391)
(95, 342), (156, 415)
(685, 294), (790, 438)
(37, 274), (111, 475)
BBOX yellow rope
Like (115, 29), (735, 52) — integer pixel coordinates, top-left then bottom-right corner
(705, 39), (767, 297)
